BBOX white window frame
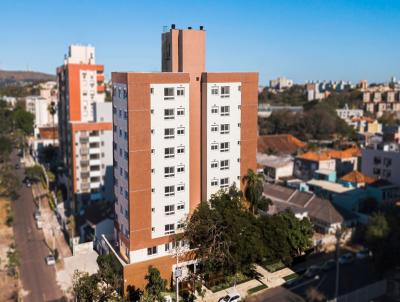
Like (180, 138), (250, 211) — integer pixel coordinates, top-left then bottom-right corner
(165, 224), (175, 235)
(220, 159), (230, 170)
(164, 185), (175, 197)
(221, 106), (230, 116)
(164, 204), (175, 216)
(164, 108), (175, 120)
(176, 87), (185, 96)
(164, 166), (175, 178)
(220, 177), (229, 188)
(164, 128), (175, 139)
(220, 124), (230, 134)
(164, 147), (175, 158)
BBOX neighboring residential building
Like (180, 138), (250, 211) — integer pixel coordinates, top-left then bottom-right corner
(0, 96), (17, 107)
(363, 90), (400, 117)
(258, 134), (306, 155)
(26, 95), (59, 137)
(263, 183), (344, 234)
(306, 80), (353, 101)
(258, 104), (303, 118)
(294, 152), (336, 181)
(57, 45), (113, 212)
(362, 145), (400, 186)
(383, 125), (400, 144)
(336, 104), (363, 122)
(257, 153), (293, 183)
(307, 179), (354, 201)
(269, 76), (293, 91)
(339, 171), (377, 188)
(111, 26), (257, 289)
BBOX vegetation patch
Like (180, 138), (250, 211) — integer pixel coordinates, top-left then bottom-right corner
(262, 261), (286, 273)
(206, 272), (252, 293)
(247, 284), (268, 295)
(283, 273), (299, 282)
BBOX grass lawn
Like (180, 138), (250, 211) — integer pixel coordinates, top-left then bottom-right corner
(247, 284), (268, 295)
(283, 273), (299, 282)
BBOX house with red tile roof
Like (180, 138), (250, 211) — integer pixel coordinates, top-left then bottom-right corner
(257, 134), (306, 155)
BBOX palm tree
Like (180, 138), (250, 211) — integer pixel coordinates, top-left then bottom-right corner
(242, 169), (271, 214)
(47, 101), (57, 145)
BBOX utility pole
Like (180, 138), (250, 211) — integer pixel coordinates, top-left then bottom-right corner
(334, 227), (343, 300)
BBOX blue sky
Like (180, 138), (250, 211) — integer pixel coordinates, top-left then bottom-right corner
(1, 0), (400, 84)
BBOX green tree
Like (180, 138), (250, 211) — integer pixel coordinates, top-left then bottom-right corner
(365, 212), (390, 243)
(0, 136), (13, 162)
(242, 169), (272, 214)
(144, 266), (167, 302)
(47, 101), (57, 144)
(185, 186), (265, 276)
(25, 165), (45, 183)
(0, 164), (20, 198)
(72, 271), (100, 301)
(12, 108), (34, 136)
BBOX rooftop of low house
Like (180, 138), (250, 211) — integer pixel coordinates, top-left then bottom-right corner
(307, 179), (353, 194)
(340, 171), (376, 184)
(258, 134), (306, 155)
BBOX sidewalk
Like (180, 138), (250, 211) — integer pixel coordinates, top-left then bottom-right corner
(198, 265), (296, 301)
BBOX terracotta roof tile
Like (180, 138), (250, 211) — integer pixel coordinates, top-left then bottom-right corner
(258, 134), (306, 155)
(340, 171), (376, 184)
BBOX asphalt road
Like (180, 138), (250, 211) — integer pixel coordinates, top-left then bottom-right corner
(10, 151), (64, 302)
(254, 256), (381, 301)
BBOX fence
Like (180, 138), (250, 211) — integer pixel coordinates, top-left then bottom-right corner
(328, 279), (387, 302)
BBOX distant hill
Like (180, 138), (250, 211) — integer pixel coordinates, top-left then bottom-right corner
(0, 70), (55, 87)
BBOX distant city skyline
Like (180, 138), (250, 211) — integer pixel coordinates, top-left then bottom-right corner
(1, 0), (400, 85)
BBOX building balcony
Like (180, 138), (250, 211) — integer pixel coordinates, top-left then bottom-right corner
(97, 85), (105, 93)
(81, 183), (90, 191)
(96, 74), (104, 83)
(80, 159), (90, 166)
(80, 137), (89, 144)
(90, 170), (102, 178)
(81, 172), (90, 179)
(80, 147), (89, 155)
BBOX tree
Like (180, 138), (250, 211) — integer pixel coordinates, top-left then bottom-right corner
(0, 136), (13, 162)
(365, 212), (389, 243)
(144, 266), (167, 302)
(72, 271), (100, 301)
(47, 101), (57, 144)
(12, 108), (34, 136)
(242, 169), (272, 214)
(25, 165), (45, 183)
(185, 186), (265, 276)
(0, 164), (20, 198)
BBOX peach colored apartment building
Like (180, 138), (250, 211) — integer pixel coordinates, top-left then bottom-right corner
(111, 25), (258, 290)
(57, 45), (113, 212)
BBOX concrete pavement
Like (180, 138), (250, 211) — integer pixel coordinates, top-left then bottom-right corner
(10, 151), (65, 302)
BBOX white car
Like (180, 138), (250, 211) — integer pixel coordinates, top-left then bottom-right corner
(36, 219), (43, 229)
(218, 292), (241, 302)
(45, 255), (56, 265)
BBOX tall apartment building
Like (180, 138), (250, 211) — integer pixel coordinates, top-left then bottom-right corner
(111, 26), (258, 290)
(57, 45), (113, 212)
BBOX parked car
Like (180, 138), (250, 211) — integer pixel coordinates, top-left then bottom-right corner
(321, 259), (336, 271)
(45, 255), (56, 265)
(356, 249), (372, 259)
(218, 292), (241, 302)
(34, 209), (41, 220)
(36, 219), (43, 229)
(304, 265), (320, 278)
(339, 252), (354, 264)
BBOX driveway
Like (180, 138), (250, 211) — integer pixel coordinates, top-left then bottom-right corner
(10, 151), (65, 301)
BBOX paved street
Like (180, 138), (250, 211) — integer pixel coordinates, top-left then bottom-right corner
(10, 151), (64, 302)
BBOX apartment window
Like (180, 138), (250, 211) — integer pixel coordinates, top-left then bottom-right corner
(177, 146), (185, 154)
(147, 246), (157, 255)
(177, 127), (185, 135)
(164, 147), (175, 158)
(221, 86), (230, 97)
(119, 129), (122, 137)
(177, 165), (185, 173)
(220, 177), (229, 188)
(211, 125), (218, 132)
(177, 108), (185, 116)
(211, 161), (218, 168)
(124, 131), (128, 140)
(220, 124), (230, 134)
(119, 167), (123, 176)
(221, 106), (230, 116)
(211, 87), (219, 95)
(119, 109), (122, 118)
(113, 125), (117, 133)
(238, 86), (241, 92)
(373, 156), (381, 165)
(220, 142), (230, 152)
(123, 111), (128, 120)
(177, 87), (185, 96)
(211, 106), (219, 114)
(124, 190), (128, 199)
(384, 158), (392, 167)
(373, 168), (381, 175)
(124, 170), (128, 180)
(165, 243), (170, 252)
(164, 128), (175, 139)
(177, 223), (185, 229)
(177, 203), (185, 210)
(211, 179), (218, 186)
(383, 169), (392, 178)
(113, 106), (117, 114)
(124, 209), (128, 219)
(165, 205), (175, 216)
(177, 184), (185, 192)
(164, 87), (174, 100)
(211, 143), (218, 151)
(164, 109), (175, 120)
(164, 166), (175, 178)
(220, 160), (229, 170)
(165, 185), (175, 197)
(119, 148), (122, 157)
(165, 224), (175, 235)
(150, 88), (154, 94)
